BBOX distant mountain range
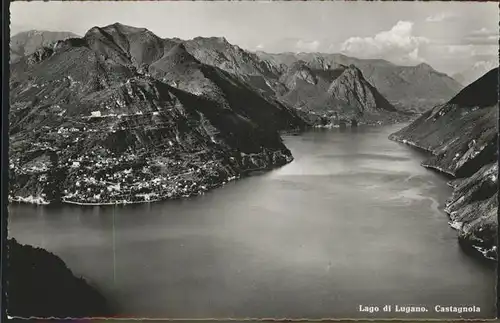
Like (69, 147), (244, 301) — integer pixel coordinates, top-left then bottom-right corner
(277, 62), (402, 125)
(10, 30), (79, 63)
(257, 52), (463, 113)
(390, 67), (498, 261)
(8, 24), (466, 205)
(10, 28), (463, 114)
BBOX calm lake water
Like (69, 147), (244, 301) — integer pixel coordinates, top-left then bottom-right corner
(8, 124), (496, 319)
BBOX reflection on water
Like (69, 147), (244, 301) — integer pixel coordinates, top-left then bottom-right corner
(8, 124), (496, 319)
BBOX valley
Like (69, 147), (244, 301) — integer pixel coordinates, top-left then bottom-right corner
(6, 19), (498, 319)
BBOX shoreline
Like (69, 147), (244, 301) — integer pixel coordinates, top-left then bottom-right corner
(388, 134), (496, 263)
(8, 156), (294, 208)
(389, 135), (457, 177)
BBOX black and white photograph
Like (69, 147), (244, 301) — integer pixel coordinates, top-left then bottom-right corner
(5, 0), (499, 320)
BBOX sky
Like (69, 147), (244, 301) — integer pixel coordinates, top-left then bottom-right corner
(10, 1), (499, 76)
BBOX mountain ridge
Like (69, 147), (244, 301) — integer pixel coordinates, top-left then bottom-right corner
(10, 30), (80, 63)
(255, 51), (463, 113)
(11, 27), (463, 114)
(389, 67), (499, 261)
(9, 24), (304, 205)
(7, 23), (465, 206)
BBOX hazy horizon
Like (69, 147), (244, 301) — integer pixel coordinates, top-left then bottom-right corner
(10, 1), (499, 76)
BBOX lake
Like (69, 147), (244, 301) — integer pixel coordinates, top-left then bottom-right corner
(8, 124), (496, 319)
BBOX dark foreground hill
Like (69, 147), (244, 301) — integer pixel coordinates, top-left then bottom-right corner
(389, 67), (499, 261)
(9, 23), (305, 205)
(453, 61), (499, 87)
(6, 239), (111, 318)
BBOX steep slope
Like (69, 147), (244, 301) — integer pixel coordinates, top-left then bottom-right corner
(182, 37), (283, 98)
(10, 30), (80, 63)
(389, 67), (498, 260)
(84, 23), (179, 70)
(324, 65), (398, 115)
(11, 29), (461, 116)
(278, 63), (405, 126)
(453, 61), (499, 86)
(148, 42), (305, 132)
(9, 25), (303, 205)
(7, 239), (111, 318)
(184, 37), (280, 78)
(275, 61), (342, 118)
(257, 52), (463, 113)
(81, 24), (304, 131)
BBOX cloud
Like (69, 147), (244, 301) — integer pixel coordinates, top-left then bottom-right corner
(295, 39), (320, 52)
(463, 27), (499, 45)
(472, 59), (499, 70)
(470, 27), (495, 36)
(255, 43), (265, 50)
(431, 44), (498, 60)
(340, 21), (429, 64)
(425, 12), (459, 23)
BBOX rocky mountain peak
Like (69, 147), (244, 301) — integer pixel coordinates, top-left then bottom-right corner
(341, 64), (364, 78)
(104, 22), (147, 33)
(327, 65), (361, 93)
(100, 23), (158, 42)
(215, 36), (229, 43)
(194, 36), (229, 44)
(84, 23), (168, 68)
(85, 23), (154, 44)
(327, 64), (397, 114)
(84, 26), (105, 39)
(416, 62), (433, 70)
(10, 30), (80, 63)
(189, 36), (232, 51)
(281, 61), (318, 88)
(288, 60), (311, 72)
(165, 42), (197, 63)
(26, 47), (54, 64)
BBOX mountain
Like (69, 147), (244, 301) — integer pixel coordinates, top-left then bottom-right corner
(257, 52), (463, 113)
(183, 36), (280, 79)
(277, 63), (406, 126)
(10, 29), (462, 114)
(7, 239), (111, 318)
(10, 28), (457, 116)
(157, 43), (407, 117)
(324, 65), (398, 115)
(9, 23), (305, 205)
(83, 24), (304, 131)
(7, 24), (464, 205)
(453, 60), (499, 86)
(277, 60), (342, 117)
(181, 37), (286, 99)
(389, 67), (499, 260)
(10, 30), (80, 63)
